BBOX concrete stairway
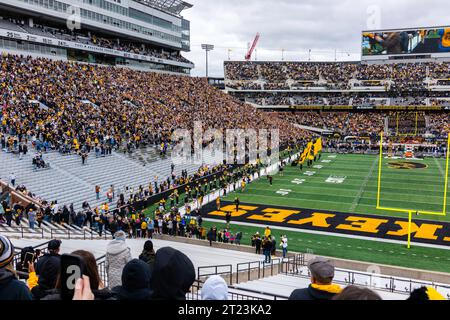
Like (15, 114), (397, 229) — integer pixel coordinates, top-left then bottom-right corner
(0, 216), (110, 240)
(0, 146), (213, 211)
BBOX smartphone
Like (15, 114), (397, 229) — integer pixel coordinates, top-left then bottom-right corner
(23, 252), (35, 272)
(60, 254), (86, 300)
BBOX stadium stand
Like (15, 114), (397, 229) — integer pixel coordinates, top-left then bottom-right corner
(224, 61), (450, 108)
(0, 16), (192, 65)
(0, 0), (450, 303)
(3, 236), (448, 300)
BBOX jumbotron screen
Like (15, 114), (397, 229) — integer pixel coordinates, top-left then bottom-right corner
(362, 26), (450, 56)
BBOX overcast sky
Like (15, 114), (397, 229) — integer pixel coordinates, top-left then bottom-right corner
(182, 0), (450, 77)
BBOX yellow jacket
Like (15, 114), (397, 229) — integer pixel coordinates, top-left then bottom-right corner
(27, 272), (39, 290)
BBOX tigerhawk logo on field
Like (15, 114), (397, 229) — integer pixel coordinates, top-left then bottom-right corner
(388, 161), (428, 170)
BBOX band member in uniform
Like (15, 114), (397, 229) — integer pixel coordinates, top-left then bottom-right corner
(216, 196), (221, 210)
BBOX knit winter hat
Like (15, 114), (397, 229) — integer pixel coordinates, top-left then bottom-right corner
(0, 235), (14, 268)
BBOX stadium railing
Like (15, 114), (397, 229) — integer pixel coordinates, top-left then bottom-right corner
(196, 256), (285, 286)
(0, 223), (113, 240)
(236, 258), (282, 284)
(197, 264), (233, 285)
(13, 240), (51, 279)
(96, 255), (108, 289)
(186, 279), (289, 301)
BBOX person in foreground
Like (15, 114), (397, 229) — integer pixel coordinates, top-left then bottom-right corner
(150, 247), (195, 300)
(289, 256), (342, 300)
(41, 250), (113, 300)
(332, 285), (382, 300)
(407, 286), (446, 300)
(0, 235), (32, 300)
(112, 259), (153, 300)
(201, 275), (229, 300)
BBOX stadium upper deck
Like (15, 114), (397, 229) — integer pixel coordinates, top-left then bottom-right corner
(224, 60), (450, 109)
(0, 0), (193, 74)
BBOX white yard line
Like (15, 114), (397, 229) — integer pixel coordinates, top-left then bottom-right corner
(349, 157), (379, 212)
(434, 157), (446, 178)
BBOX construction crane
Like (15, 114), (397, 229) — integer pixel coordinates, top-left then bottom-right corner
(245, 33), (260, 61)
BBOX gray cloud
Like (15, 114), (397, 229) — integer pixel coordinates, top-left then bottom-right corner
(182, 0), (450, 77)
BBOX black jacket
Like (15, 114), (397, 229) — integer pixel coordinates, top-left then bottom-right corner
(262, 240), (272, 251)
(112, 259), (153, 300)
(0, 268), (33, 300)
(35, 252), (61, 291)
(289, 284), (338, 301)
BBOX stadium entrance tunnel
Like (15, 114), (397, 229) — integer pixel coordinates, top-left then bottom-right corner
(202, 201), (450, 247)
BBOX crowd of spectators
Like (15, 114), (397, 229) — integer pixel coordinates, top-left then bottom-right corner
(274, 111), (385, 137)
(0, 157), (273, 242)
(275, 110), (448, 140)
(428, 113), (450, 137)
(0, 54), (309, 160)
(224, 60), (450, 93)
(0, 235), (445, 301)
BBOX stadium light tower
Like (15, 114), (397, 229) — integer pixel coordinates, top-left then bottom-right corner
(201, 44), (214, 78)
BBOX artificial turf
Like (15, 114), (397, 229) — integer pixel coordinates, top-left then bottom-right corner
(201, 219), (450, 274)
(222, 153), (450, 223)
(142, 152), (450, 273)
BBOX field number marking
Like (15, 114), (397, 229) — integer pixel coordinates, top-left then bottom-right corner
(291, 179), (306, 185)
(276, 189), (292, 196)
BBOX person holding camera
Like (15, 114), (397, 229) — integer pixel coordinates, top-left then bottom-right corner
(31, 239), (62, 300)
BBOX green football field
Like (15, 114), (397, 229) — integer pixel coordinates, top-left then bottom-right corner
(141, 152), (450, 272)
(223, 153), (450, 223)
(211, 153), (450, 273)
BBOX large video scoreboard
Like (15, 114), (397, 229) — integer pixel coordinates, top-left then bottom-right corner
(362, 26), (450, 61)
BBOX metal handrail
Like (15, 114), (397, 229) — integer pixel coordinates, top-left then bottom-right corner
(96, 255), (108, 288)
(187, 279), (289, 301)
(0, 220), (113, 240)
(12, 240), (51, 273)
(197, 264), (233, 285)
(236, 261), (261, 284)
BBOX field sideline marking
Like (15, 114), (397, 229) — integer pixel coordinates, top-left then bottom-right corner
(203, 218), (450, 251)
(237, 188), (447, 208)
(350, 157), (379, 212)
(245, 177), (446, 196)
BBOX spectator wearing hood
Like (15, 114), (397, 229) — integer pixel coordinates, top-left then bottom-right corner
(201, 275), (228, 300)
(0, 235), (32, 300)
(289, 257), (342, 300)
(113, 259), (152, 300)
(139, 240), (156, 267)
(106, 231), (132, 289)
(31, 239), (62, 300)
(150, 247), (195, 300)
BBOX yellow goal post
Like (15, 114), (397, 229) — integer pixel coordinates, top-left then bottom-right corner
(376, 132), (450, 248)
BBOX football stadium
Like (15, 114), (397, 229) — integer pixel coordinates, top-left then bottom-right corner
(0, 0), (449, 308)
